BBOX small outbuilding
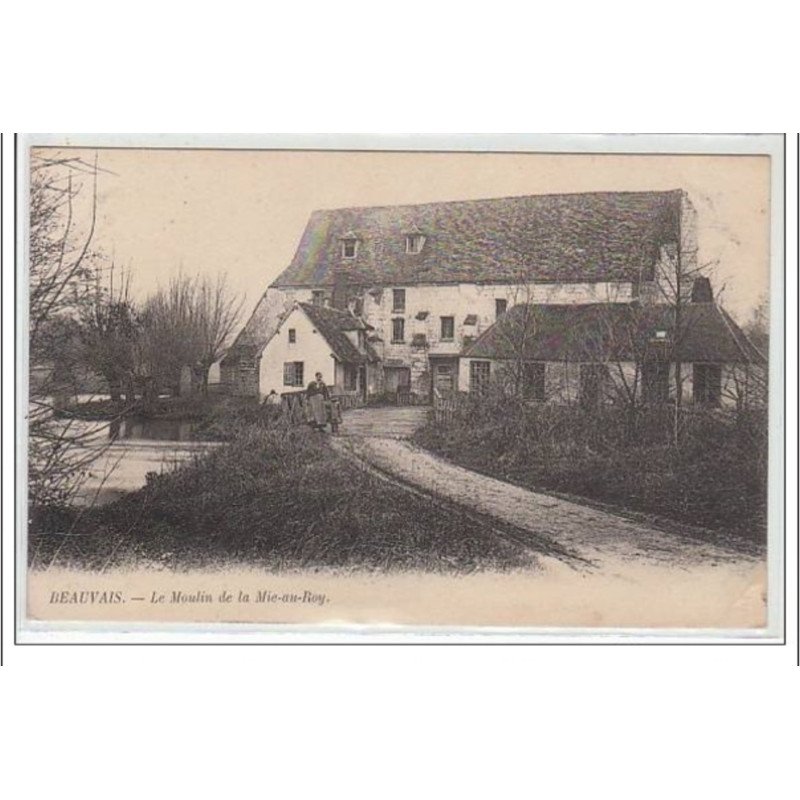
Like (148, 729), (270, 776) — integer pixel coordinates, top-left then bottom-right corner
(459, 296), (767, 408)
(249, 301), (380, 401)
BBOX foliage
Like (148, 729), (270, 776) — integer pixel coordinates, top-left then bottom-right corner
(416, 392), (768, 544)
(28, 153), (111, 507)
(29, 423), (538, 574)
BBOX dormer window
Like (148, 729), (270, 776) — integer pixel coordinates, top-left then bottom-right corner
(340, 231), (359, 259)
(405, 233), (425, 254)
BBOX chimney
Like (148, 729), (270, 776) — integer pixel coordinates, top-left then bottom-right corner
(690, 276), (713, 303)
(331, 267), (351, 311)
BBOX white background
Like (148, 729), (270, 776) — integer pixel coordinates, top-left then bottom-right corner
(1, 3), (798, 799)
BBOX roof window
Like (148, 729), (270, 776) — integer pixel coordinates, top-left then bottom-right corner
(405, 233), (425, 254)
(340, 231), (359, 259)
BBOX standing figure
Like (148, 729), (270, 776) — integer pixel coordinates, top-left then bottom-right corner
(305, 372), (329, 431)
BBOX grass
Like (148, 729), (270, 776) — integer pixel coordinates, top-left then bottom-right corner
(29, 421), (540, 574)
(414, 396), (768, 545)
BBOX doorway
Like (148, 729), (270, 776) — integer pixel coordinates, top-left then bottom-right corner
(384, 366), (411, 394)
(429, 357), (459, 399)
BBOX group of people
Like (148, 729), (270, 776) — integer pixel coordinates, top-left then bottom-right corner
(263, 372), (342, 434)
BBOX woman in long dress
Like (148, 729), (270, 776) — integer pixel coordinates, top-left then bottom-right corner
(305, 372), (329, 430)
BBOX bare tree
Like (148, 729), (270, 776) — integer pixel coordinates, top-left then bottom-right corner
(29, 153), (102, 344)
(743, 294), (769, 357)
(28, 153), (114, 508)
(80, 263), (140, 405)
(188, 273), (244, 394)
(140, 274), (199, 396)
(489, 281), (541, 398)
(141, 272), (243, 396)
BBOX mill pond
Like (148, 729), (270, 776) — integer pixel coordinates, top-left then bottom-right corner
(66, 415), (217, 507)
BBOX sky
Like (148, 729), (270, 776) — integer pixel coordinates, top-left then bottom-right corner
(33, 147), (772, 325)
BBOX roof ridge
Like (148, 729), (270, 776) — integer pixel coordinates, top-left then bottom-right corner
(717, 305), (767, 364)
(311, 188), (685, 215)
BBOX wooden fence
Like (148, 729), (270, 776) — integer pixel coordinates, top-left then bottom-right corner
(396, 386), (425, 406)
(280, 389), (364, 425)
(432, 389), (465, 425)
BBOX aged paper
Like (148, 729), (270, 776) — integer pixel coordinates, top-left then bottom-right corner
(20, 136), (781, 636)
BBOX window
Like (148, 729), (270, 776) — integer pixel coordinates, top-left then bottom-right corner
(495, 298), (508, 319)
(580, 363), (608, 407)
(288, 328), (296, 344)
(693, 363), (722, 407)
(283, 361), (304, 387)
(642, 362), (670, 404)
(344, 364), (358, 391)
(391, 318), (405, 343)
(440, 316), (455, 341)
(392, 289), (406, 312)
(470, 361), (491, 395)
(311, 290), (325, 306)
(521, 362), (546, 401)
(405, 234), (425, 254)
(341, 238), (358, 258)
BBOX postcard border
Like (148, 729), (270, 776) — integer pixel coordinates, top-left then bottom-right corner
(11, 132), (788, 645)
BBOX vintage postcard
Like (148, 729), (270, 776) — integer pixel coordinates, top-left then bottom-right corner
(16, 134), (784, 640)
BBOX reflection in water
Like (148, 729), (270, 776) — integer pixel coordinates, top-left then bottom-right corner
(109, 417), (196, 442)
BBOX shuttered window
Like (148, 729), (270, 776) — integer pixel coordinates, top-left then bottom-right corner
(391, 318), (405, 343)
(440, 316), (455, 341)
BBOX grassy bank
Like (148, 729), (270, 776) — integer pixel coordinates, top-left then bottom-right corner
(414, 395), (768, 544)
(56, 394), (278, 442)
(29, 421), (538, 574)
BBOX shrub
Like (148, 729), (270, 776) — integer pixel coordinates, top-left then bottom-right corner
(416, 396), (767, 543)
(29, 423), (541, 573)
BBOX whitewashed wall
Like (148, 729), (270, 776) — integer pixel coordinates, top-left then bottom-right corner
(258, 307), (336, 398)
(458, 356), (751, 409)
(280, 280), (634, 396)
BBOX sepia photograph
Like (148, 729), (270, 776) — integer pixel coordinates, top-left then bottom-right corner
(16, 134), (784, 637)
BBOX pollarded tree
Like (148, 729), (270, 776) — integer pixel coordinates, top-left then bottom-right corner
(188, 273), (244, 395)
(79, 263), (140, 405)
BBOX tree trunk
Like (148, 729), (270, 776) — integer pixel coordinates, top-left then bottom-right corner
(142, 378), (158, 414)
(108, 379), (122, 405)
(124, 375), (136, 406)
(191, 366), (209, 396)
(673, 361), (682, 447)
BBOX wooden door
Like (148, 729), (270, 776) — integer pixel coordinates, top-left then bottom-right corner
(435, 363), (455, 393)
(384, 367), (410, 393)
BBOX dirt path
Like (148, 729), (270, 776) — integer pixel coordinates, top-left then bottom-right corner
(334, 406), (757, 571)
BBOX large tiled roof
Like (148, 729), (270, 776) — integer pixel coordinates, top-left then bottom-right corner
(463, 302), (766, 365)
(272, 190), (685, 287)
